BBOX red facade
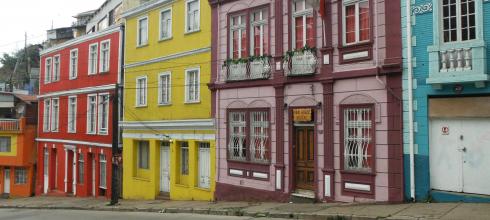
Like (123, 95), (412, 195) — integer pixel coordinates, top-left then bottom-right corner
(35, 26), (121, 199)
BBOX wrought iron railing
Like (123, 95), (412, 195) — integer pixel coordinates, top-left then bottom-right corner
(283, 50), (318, 76)
(224, 57), (272, 82)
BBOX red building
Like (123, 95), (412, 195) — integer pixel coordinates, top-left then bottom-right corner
(35, 25), (122, 199)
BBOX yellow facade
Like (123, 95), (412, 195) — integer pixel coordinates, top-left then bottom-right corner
(0, 135), (17, 157)
(122, 0), (215, 201)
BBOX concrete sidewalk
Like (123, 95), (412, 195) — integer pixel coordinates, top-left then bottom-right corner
(1, 197), (489, 219)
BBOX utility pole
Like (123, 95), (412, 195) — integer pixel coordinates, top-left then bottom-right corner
(110, 83), (120, 205)
(25, 32), (29, 88)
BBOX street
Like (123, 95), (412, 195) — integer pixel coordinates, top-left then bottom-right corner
(0, 209), (286, 220)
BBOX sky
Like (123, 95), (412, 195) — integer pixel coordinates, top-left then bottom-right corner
(0, 0), (104, 57)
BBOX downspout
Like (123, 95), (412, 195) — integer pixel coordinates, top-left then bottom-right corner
(216, 2), (221, 183)
(405, 0), (416, 201)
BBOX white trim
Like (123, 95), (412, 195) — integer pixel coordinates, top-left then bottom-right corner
(291, 0), (314, 49)
(97, 93), (110, 135)
(50, 97), (60, 132)
(44, 57), (53, 84)
(158, 72), (172, 105)
(36, 138), (112, 148)
(121, 0), (173, 19)
(229, 169), (243, 176)
(88, 43), (99, 75)
(159, 7), (173, 41)
(38, 84), (116, 98)
(121, 119), (214, 130)
(275, 169), (282, 190)
(124, 47), (210, 68)
(184, 0), (201, 34)
(342, 0), (370, 46)
(137, 16), (149, 47)
(345, 182), (371, 192)
(52, 55), (61, 82)
(343, 50), (369, 60)
(184, 67), (200, 103)
(40, 25), (122, 56)
(252, 172), (268, 179)
(99, 39), (111, 73)
(136, 76), (148, 107)
(67, 95), (77, 133)
(69, 49), (78, 80)
(86, 94), (98, 135)
(324, 174), (331, 197)
(43, 99), (51, 132)
(123, 132), (215, 141)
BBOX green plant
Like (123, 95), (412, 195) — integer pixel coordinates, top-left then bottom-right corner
(283, 45), (317, 61)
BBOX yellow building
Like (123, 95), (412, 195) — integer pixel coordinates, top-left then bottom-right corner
(121, 0), (214, 200)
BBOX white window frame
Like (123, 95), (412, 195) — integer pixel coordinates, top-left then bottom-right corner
(136, 76), (148, 107)
(158, 72), (172, 105)
(14, 167), (27, 184)
(52, 55), (61, 82)
(137, 16), (149, 47)
(50, 98), (59, 132)
(44, 57), (52, 84)
(180, 142), (189, 175)
(185, 0), (200, 33)
(440, 0), (477, 43)
(43, 99), (51, 132)
(97, 93), (110, 135)
(159, 8), (173, 40)
(229, 14), (247, 59)
(86, 94), (98, 134)
(342, 0), (370, 46)
(99, 40), (111, 73)
(78, 154), (84, 184)
(99, 154), (107, 189)
(88, 43), (99, 75)
(69, 49), (78, 80)
(250, 9), (269, 56)
(291, 0), (314, 49)
(67, 96), (77, 133)
(184, 68), (200, 103)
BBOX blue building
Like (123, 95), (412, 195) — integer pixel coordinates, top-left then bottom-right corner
(403, 0), (490, 202)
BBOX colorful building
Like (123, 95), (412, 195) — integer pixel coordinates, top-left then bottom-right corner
(35, 23), (123, 198)
(209, 0), (404, 202)
(403, 0), (490, 202)
(121, 0), (215, 200)
(0, 93), (37, 198)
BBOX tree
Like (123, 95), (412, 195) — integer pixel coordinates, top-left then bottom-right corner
(0, 44), (41, 88)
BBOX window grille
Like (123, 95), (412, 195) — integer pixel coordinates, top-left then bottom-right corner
(250, 111), (269, 163)
(343, 107), (373, 172)
(229, 112), (247, 161)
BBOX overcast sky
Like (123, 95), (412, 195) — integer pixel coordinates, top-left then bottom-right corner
(0, 0), (104, 56)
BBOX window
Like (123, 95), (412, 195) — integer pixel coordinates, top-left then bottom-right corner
(44, 57), (52, 83)
(52, 55), (60, 81)
(68, 96), (77, 133)
(185, 69), (199, 103)
(136, 77), (147, 106)
(230, 15), (247, 59)
(180, 142), (189, 175)
(442, 0), (476, 42)
(343, 0), (370, 45)
(185, 0), (200, 32)
(160, 8), (172, 40)
(227, 110), (270, 163)
(158, 73), (171, 105)
(43, 99), (51, 132)
(99, 40), (110, 73)
(250, 9), (269, 56)
(50, 98), (59, 132)
(292, 0), (315, 49)
(343, 107), (373, 172)
(14, 168), (27, 184)
(138, 141), (149, 169)
(99, 154), (107, 188)
(78, 154), (84, 184)
(69, 49), (78, 79)
(137, 17), (148, 46)
(0, 137), (11, 152)
(87, 95), (97, 134)
(89, 43), (98, 75)
(98, 94), (109, 134)
(98, 16), (109, 31)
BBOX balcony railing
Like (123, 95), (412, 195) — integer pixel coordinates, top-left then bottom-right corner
(0, 119), (20, 131)
(224, 57), (272, 82)
(283, 50), (318, 76)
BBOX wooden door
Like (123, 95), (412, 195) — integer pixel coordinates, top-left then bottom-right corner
(294, 126), (315, 190)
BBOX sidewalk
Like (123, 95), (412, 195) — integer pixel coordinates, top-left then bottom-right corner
(1, 197), (489, 219)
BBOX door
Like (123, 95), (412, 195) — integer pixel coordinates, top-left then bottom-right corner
(3, 168), (10, 194)
(43, 148), (49, 193)
(159, 142), (170, 192)
(294, 126), (315, 191)
(198, 143), (211, 189)
(430, 118), (490, 195)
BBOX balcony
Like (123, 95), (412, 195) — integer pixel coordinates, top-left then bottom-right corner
(223, 57), (272, 82)
(0, 119), (21, 132)
(283, 49), (318, 77)
(427, 42), (488, 88)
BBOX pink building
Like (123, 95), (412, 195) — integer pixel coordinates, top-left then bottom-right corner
(209, 0), (403, 202)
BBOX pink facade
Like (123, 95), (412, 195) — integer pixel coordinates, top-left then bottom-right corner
(35, 26), (122, 199)
(210, 0), (403, 202)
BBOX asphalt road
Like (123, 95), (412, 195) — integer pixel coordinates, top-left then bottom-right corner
(0, 209), (287, 220)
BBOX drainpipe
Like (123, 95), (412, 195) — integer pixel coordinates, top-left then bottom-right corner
(405, 0), (416, 201)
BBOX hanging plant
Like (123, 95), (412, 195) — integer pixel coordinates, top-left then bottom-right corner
(283, 45), (317, 61)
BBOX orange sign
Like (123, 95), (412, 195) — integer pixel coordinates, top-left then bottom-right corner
(293, 108), (312, 122)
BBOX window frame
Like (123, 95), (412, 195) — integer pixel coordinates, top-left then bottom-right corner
(43, 99), (51, 132)
(291, 0), (316, 49)
(341, 0), (371, 46)
(97, 93), (110, 135)
(44, 57), (52, 84)
(137, 140), (150, 169)
(250, 8), (270, 56)
(158, 72), (172, 105)
(69, 49), (78, 80)
(0, 136), (11, 153)
(99, 154), (107, 189)
(159, 7), (173, 41)
(14, 167), (27, 185)
(88, 43), (99, 75)
(86, 94), (98, 134)
(439, 0), (478, 44)
(52, 55), (61, 82)
(67, 96), (77, 133)
(99, 40), (111, 73)
(137, 16), (149, 47)
(185, 0), (201, 34)
(229, 13), (248, 59)
(78, 153), (84, 184)
(136, 76), (148, 107)
(184, 68), (200, 103)
(50, 98), (59, 132)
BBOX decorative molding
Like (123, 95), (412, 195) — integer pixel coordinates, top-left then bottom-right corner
(122, 132), (215, 141)
(252, 172), (268, 179)
(120, 119), (215, 130)
(38, 84), (116, 98)
(35, 138), (112, 148)
(343, 51), (369, 61)
(345, 182), (371, 192)
(412, 2), (433, 15)
(229, 169), (244, 176)
(121, 0), (174, 19)
(124, 47), (211, 68)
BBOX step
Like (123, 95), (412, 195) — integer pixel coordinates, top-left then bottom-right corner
(0, 193), (9, 199)
(156, 192), (170, 200)
(290, 190), (316, 203)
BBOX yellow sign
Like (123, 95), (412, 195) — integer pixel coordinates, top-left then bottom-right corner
(293, 108), (312, 122)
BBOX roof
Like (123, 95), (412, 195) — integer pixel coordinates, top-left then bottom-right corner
(14, 94), (37, 103)
(73, 10), (97, 18)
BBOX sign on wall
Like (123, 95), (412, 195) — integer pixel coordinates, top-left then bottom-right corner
(293, 108), (313, 122)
